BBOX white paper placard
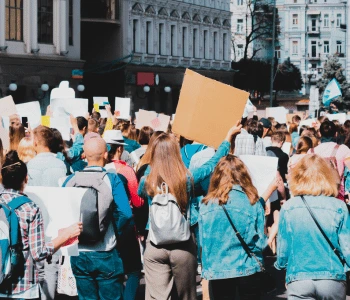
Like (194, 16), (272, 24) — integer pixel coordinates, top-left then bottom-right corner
(239, 155), (279, 196)
(115, 97), (130, 119)
(135, 109), (157, 130)
(0, 96), (17, 117)
(326, 113), (347, 124)
(50, 116), (71, 141)
(50, 98), (88, 118)
(16, 101), (41, 128)
(0, 117), (9, 151)
(266, 107), (288, 124)
(93, 97), (109, 118)
(50, 81), (75, 100)
(25, 186), (87, 256)
(281, 142), (291, 155)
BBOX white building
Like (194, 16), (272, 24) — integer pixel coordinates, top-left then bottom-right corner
(276, 0), (347, 87)
(0, 0), (83, 108)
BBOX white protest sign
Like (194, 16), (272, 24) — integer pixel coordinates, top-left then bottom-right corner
(326, 113), (347, 124)
(243, 99), (255, 118)
(239, 155), (278, 196)
(0, 117), (9, 151)
(25, 186), (87, 256)
(93, 97), (109, 118)
(0, 96), (17, 117)
(50, 98), (88, 118)
(266, 107), (288, 124)
(50, 81), (75, 100)
(282, 142), (291, 155)
(136, 110), (170, 132)
(299, 118), (316, 128)
(115, 97), (131, 119)
(16, 101), (41, 128)
(50, 116), (71, 141)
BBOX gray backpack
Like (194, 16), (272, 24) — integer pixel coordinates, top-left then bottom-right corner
(149, 182), (190, 245)
(65, 170), (113, 244)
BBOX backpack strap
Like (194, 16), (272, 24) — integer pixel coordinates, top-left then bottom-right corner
(7, 196), (32, 210)
(331, 144), (340, 158)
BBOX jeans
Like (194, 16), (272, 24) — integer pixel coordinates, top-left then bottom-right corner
(70, 249), (124, 300)
(124, 271), (140, 300)
(287, 279), (346, 300)
(209, 272), (261, 300)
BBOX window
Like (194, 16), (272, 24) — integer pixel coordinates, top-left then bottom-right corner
(171, 25), (176, 56)
(337, 41), (342, 53)
(38, 0), (53, 44)
(182, 27), (188, 57)
(324, 14), (329, 27)
(237, 44), (244, 59)
(159, 23), (164, 55)
(311, 17), (317, 31)
(223, 33), (227, 60)
(293, 0), (297, 3)
(204, 30), (209, 59)
(132, 19), (139, 52)
(275, 46), (281, 59)
(324, 40), (329, 53)
(68, 0), (73, 45)
(146, 21), (151, 54)
(5, 0), (23, 41)
(237, 19), (243, 33)
(292, 14), (298, 26)
(311, 40), (317, 57)
(292, 41), (298, 55)
(193, 28), (198, 58)
(237, 0), (243, 5)
(336, 14), (342, 27)
(213, 31), (218, 59)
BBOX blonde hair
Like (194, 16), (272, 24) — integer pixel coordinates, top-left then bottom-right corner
(17, 137), (36, 163)
(289, 154), (339, 197)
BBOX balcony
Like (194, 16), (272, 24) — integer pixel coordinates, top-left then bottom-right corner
(307, 26), (320, 35)
(308, 53), (321, 60)
(81, 0), (120, 24)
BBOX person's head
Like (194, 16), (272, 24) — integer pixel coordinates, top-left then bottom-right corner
(202, 155), (259, 205)
(289, 154), (339, 197)
(295, 136), (313, 154)
(88, 118), (99, 133)
(116, 119), (131, 136)
(292, 115), (301, 125)
(128, 124), (138, 141)
(289, 123), (298, 134)
(268, 117), (277, 128)
(300, 129), (319, 147)
(179, 136), (193, 148)
(247, 119), (264, 138)
(17, 137), (36, 163)
(145, 133), (189, 212)
(320, 120), (336, 138)
(76, 116), (88, 136)
(271, 131), (286, 148)
(259, 118), (271, 137)
(315, 116), (329, 131)
(299, 125), (308, 136)
(1, 150), (28, 191)
(138, 126), (154, 146)
(33, 125), (54, 153)
(91, 111), (101, 121)
(107, 144), (124, 162)
(341, 120), (350, 137)
(50, 128), (71, 163)
(84, 137), (107, 166)
(9, 124), (25, 151)
(137, 131), (163, 171)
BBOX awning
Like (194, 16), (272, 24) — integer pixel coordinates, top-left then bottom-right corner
(296, 99), (310, 105)
(307, 11), (321, 15)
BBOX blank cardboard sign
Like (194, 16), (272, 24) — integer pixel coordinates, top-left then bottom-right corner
(172, 69), (248, 149)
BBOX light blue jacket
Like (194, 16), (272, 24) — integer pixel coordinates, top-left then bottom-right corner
(275, 195), (350, 284)
(138, 140), (231, 227)
(199, 186), (266, 280)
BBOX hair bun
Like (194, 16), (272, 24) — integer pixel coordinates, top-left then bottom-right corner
(4, 150), (20, 165)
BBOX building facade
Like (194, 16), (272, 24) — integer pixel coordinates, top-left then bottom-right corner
(0, 0), (83, 110)
(81, 0), (233, 115)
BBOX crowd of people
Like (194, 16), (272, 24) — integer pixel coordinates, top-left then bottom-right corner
(0, 104), (350, 300)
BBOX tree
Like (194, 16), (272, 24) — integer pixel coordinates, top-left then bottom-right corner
(316, 54), (350, 106)
(232, 0), (280, 61)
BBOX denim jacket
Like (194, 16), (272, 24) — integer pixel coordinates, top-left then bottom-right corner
(275, 195), (350, 284)
(137, 140), (230, 228)
(199, 185), (266, 280)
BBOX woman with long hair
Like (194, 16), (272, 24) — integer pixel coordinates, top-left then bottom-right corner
(288, 136), (313, 171)
(9, 124), (25, 151)
(0, 151), (82, 298)
(200, 155), (265, 299)
(116, 119), (141, 153)
(138, 123), (242, 299)
(50, 128), (72, 175)
(276, 154), (350, 299)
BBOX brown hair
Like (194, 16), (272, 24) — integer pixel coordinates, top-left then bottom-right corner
(138, 126), (154, 145)
(203, 155), (259, 205)
(289, 123), (298, 134)
(116, 119), (130, 135)
(88, 118), (99, 133)
(0, 138), (3, 166)
(137, 131), (163, 171)
(271, 131), (286, 144)
(289, 154), (339, 197)
(17, 137), (36, 163)
(292, 115), (301, 123)
(9, 125), (25, 151)
(295, 136), (312, 154)
(33, 126), (54, 148)
(145, 133), (190, 212)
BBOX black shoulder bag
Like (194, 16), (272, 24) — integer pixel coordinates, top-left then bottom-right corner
(300, 195), (350, 294)
(222, 205), (276, 294)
